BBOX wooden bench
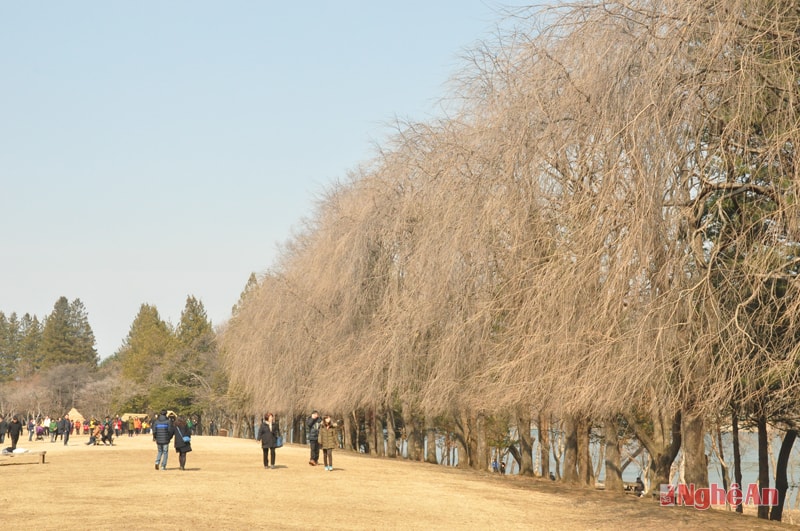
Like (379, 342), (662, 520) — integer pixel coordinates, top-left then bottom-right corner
(1, 450), (47, 464)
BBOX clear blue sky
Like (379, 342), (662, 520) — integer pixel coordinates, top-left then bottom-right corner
(0, 1), (532, 358)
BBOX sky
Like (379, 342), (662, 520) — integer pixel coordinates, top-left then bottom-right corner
(0, 1), (533, 359)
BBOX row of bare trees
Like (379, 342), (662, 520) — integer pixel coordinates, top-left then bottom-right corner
(222, 1), (800, 520)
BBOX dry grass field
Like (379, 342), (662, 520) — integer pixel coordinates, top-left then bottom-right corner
(0, 433), (796, 530)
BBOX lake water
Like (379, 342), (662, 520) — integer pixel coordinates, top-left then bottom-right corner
(413, 428), (800, 507)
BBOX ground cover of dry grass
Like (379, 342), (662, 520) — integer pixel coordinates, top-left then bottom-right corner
(1, 433), (796, 530)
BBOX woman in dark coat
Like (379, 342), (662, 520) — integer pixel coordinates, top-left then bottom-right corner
(172, 417), (192, 470)
(257, 413), (281, 469)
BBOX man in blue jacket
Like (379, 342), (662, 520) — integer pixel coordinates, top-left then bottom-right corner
(152, 410), (173, 470)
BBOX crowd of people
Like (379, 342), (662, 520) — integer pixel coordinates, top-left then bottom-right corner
(4, 409), (342, 474)
(0, 412), (162, 450)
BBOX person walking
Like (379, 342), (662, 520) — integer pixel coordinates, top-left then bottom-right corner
(0, 415), (7, 445)
(7, 415), (23, 451)
(257, 413), (281, 469)
(59, 414), (71, 446)
(318, 415), (338, 471)
(306, 411), (321, 466)
(27, 418), (35, 442)
(49, 417), (59, 442)
(152, 410), (173, 470)
(171, 417), (192, 471)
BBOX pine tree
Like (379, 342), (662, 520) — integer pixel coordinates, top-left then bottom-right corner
(17, 313), (43, 377)
(177, 295), (213, 349)
(40, 296), (98, 369)
(118, 304), (174, 384)
(0, 312), (19, 381)
(68, 298), (98, 364)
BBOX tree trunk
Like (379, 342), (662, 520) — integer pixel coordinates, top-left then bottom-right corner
(476, 412), (489, 471)
(516, 407), (534, 476)
(463, 411), (478, 468)
(402, 403), (423, 461)
(453, 416), (468, 468)
(682, 410), (708, 488)
(757, 415), (770, 520)
(342, 413), (353, 451)
(386, 409), (397, 458)
(577, 415), (591, 486)
(714, 425), (729, 498)
(413, 425), (425, 462)
(732, 409), (743, 513)
(291, 415), (300, 445)
(363, 409), (374, 455)
(604, 416), (623, 493)
(456, 412), (476, 468)
(563, 415), (579, 484)
(630, 409), (681, 491)
(770, 428), (797, 521)
(506, 444), (521, 471)
(425, 415), (438, 464)
(538, 411), (551, 479)
(374, 410), (386, 457)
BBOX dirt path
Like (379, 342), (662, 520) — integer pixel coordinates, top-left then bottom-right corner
(0, 433), (795, 530)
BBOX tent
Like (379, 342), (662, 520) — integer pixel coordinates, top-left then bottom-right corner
(121, 413), (148, 421)
(66, 408), (84, 423)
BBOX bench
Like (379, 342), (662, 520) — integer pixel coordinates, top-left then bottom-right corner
(1, 450), (47, 464)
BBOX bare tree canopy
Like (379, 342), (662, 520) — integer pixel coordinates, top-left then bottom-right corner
(221, 1), (800, 512)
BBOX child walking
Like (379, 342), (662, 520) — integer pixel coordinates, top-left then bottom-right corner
(319, 415), (337, 471)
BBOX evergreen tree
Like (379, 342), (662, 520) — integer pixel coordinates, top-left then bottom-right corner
(118, 303), (174, 384)
(40, 296), (98, 369)
(168, 295), (216, 407)
(68, 298), (98, 364)
(177, 295), (213, 349)
(0, 312), (19, 381)
(17, 313), (43, 377)
(231, 272), (259, 316)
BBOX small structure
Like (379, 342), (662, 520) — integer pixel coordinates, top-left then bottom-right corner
(66, 408), (85, 423)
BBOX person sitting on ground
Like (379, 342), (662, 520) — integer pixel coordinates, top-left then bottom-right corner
(86, 423), (103, 446)
(634, 476), (645, 497)
(101, 416), (113, 446)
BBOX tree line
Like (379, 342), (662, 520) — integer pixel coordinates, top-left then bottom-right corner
(0, 296), (97, 380)
(221, 0), (800, 521)
(0, 295), (240, 437)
